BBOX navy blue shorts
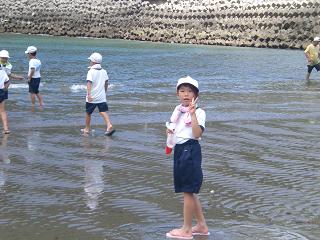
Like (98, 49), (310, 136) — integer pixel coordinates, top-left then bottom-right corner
(0, 89), (6, 103)
(307, 63), (320, 73)
(86, 102), (109, 115)
(173, 139), (203, 194)
(28, 77), (41, 94)
(4, 90), (8, 100)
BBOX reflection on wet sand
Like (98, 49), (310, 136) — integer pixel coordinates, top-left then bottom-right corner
(0, 135), (10, 191)
(82, 136), (109, 210)
(27, 131), (41, 152)
(84, 160), (104, 210)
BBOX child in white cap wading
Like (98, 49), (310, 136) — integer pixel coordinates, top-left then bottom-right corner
(25, 46), (43, 107)
(0, 69), (10, 134)
(0, 50), (24, 101)
(166, 76), (209, 239)
(81, 52), (115, 136)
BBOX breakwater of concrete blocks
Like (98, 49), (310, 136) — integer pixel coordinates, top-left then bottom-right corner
(0, 0), (319, 49)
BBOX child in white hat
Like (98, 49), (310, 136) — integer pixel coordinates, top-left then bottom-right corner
(81, 52), (115, 136)
(0, 49), (24, 100)
(0, 69), (10, 134)
(166, 76), (209, 239)
(25, 46), (43, 107)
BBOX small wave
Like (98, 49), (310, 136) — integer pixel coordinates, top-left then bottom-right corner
(9, 84), (29, 89)
(9, 83), (44, 89)
(70, 84), (86, 92)
(70, 84), (114, 92)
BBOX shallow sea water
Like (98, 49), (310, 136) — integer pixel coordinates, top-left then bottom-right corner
(0, 33), (319, 240)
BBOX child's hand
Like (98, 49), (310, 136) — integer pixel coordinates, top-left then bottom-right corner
(189, 97), (198, 115)
(166, 128), (174, 134)
(87, 95), (93, 102)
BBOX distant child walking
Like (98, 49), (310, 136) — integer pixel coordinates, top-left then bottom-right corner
(166, 76), (209, 239)
(0, 49), (24, 100)
(81, 52), (115, 136)
(304, 36), (320, 81)
(25, 46), (43, 107)
(0, 69), (10, 134)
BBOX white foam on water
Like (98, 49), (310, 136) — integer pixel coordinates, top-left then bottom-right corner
(9, 83), (44, 89)
(9, 84), (29, 89)
(70, 84), (86, 92)
(70, 84), (114, 92)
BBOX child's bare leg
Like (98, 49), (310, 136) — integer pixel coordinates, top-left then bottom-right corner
(192, 194), (209, 234)
(182, 192), (194, 232)
(0, 102), (9, 132)
(99, 111), (112, 130)
(36, 93), (44, 106)
(30, 93), (36, 105)
(167, 192), (194, 237)
(306, 73), (310, 81)
(82, 113), (91, 133)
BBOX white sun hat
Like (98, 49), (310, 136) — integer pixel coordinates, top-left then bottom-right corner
(313, 37), (320, 42)
(88, 52), (102, 64)
(25, 46), (37, 54)
(0, 50), (10, 58)
(176, 76), (199, 90)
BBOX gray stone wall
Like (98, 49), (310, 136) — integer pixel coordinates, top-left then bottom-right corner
(0, 0), (319, 49)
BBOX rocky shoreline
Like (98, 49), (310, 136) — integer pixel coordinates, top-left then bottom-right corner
(0, 0), (319, 49)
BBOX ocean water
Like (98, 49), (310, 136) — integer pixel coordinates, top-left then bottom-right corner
(0, 33), (320, 240)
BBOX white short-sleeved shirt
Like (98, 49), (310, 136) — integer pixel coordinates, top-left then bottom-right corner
(0, 70), (9, 89)
(86, 64), (109, 103)
(174, 107), (206, 144)
(0, 62), (12, 75)
(28, 58), (41, 78)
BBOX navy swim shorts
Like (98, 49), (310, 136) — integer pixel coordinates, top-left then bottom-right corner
(173, 139), (203, 194)
(86, 102), (109, 115)
(307, 63), (320, 73)
(28, 77), (41, 94)
(0, 89), (6, 103)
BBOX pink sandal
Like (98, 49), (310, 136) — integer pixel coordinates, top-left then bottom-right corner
(166, 229), (193, 239)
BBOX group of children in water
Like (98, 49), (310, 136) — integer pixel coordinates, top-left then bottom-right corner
(0, 46), (43, 134)
(0, 47), (209, 239)
(2, 35), (320, 239)
(82, 55), (209, 238)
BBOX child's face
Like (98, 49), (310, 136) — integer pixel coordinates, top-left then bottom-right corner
(0, 57), (8, 63)
(177, 85), (196, 107)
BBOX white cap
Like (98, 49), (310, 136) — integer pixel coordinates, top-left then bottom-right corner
(88, 52), (102, 64)
(313, 37), (320, 42)
(176, 76), (199, 90)
(25, 46), (37, 54)
(0, 50), (10, 58)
